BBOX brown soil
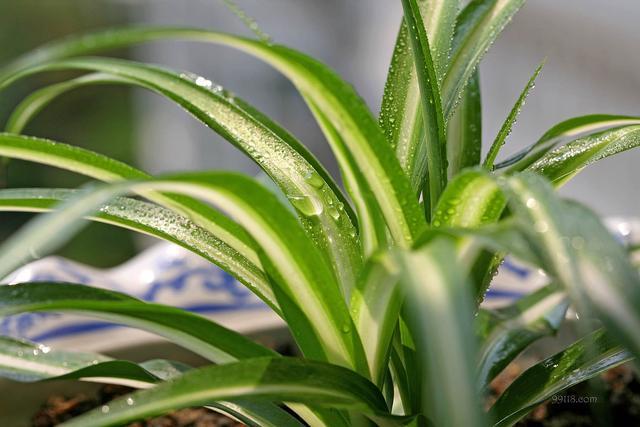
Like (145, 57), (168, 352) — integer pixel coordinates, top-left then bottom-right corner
(31, 384), (244, 427)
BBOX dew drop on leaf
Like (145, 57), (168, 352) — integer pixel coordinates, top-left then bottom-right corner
(288, 195), (323, 217)
(303, 170), (325, 189)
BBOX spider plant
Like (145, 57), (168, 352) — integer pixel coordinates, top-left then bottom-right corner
(0, 1), (640, 426)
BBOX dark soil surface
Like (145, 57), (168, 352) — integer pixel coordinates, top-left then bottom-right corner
(490, 363), (640, 426)
(31, 384), (243, 427)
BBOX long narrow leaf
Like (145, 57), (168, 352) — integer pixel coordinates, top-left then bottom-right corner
(528, 125), (640, 185)
(397, 238), (486, 427)
(447, 70), (482, 177)
(0, 132), (262, 275)
(0, 188), (278, 311)
(483, 61), (544, 170)
(58, 357), (395, 427)
(380, 0), (459, 191)
(443, 0), (526, 119)
(476, 283), (568, 390)
(0, 336), (303, 427)
(400, 0), (448, 211)
(498, 114), (640, 170)
(490, 329), (631, 427)
(0, 283), (275, 363)
(349, 252), (401, 384)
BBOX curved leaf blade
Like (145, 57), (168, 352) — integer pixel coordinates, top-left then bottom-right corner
(400, 0), (449, 212)
(0, 132), (262, 278)
(0, 336), (303, 427)
(490, 329), (631, 427)
(380, 0), (460, 192)
(476, 283), (568, 390)
(398, 238), (487, 427)
(0, 283), (275, 363)
(483, 60), (544, 170)
(498, 114), (640, 170)
(0, 188), (277, 312)
(349, 252), (401, 384)
(59, 357), (393, 427)
(443, 0), (526, 119)
(529, 125), (640, 186)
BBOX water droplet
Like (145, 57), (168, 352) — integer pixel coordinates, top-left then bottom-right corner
(288, 195), (323, 217)
(341, 324), (351, 333)
(303, 170), (325, 189)
(126, 397), (134, 406)
(327, 206), (340, 220)
(101, 405), (110, 414)
(194, 76), (212, 89)
(526, 198), (538, 209)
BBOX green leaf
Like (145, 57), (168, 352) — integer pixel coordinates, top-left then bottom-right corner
(209, 400), (306, 427)
(0, 188), (278, 312)
(501, 173), (640, 361)
(483, 60), (544, 170)
(490, 329), (631, 427)
(443, 0), (526, 119)
(0, 173), (368, 373)
(0, 26), (425, 249)
(528, 125), (640, 186)
(400, 0), (448, 212)
(304, 96), (389, 253)
(498, 114), (640, 170)
(349, 252), (402, 384)
(432, 168), (505, 228)
(5, 73), (132, 134)
(447, 69), (482, 177)
(380, 0), (460, 192)
(0, 283), (275, 364)
(0, 336), (303, 427)
(3, 60), (361, 293)
(0, 336), (180, 387)
(58, 357), (396, 427)
(397, 238), (487, 427)
(476, 283), (568, 390)
(0, 132), (262, 283)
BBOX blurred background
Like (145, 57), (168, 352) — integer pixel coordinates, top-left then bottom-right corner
(1, 0), (639, 267)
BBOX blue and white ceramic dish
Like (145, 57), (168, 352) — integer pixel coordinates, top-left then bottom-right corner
(1, 217), (638, 351)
